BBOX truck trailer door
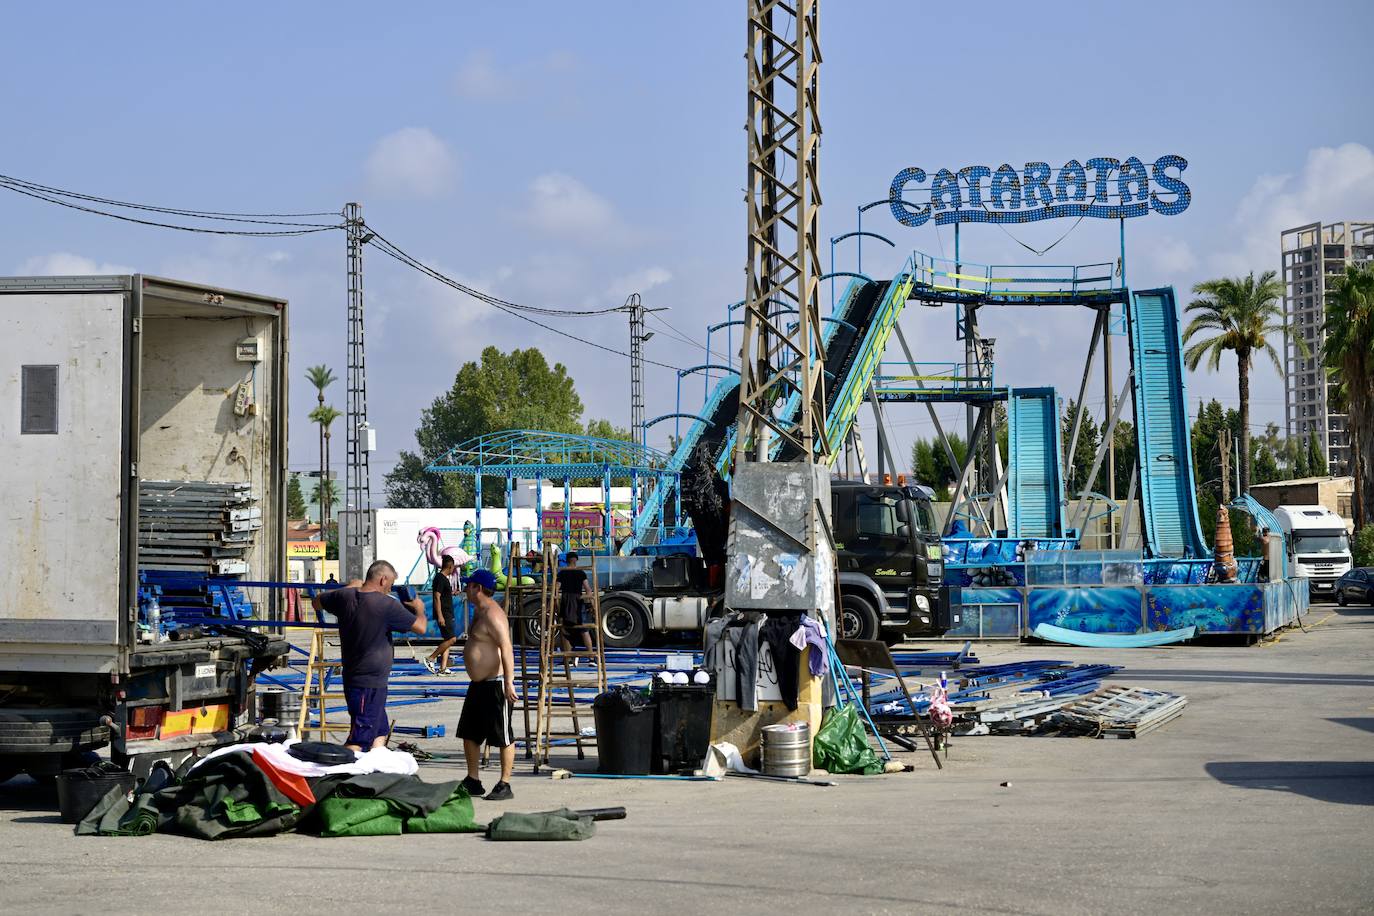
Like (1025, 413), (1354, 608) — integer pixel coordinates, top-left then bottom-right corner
(0, 280), (133, 672)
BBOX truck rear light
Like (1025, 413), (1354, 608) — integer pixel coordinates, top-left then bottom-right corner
(126, 705), (166, 741)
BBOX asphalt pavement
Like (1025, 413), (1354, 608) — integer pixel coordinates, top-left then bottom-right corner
(2, 603), (1371, 915)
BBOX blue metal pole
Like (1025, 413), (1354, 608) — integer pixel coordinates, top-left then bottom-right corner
(563, 476), (572, 554)
(603, 465), (613, 554)
(704, 327), (712, 402)
(829, 236), (835, 312)
(1119, 217), (1127, 289)
(674, 473), (682, 533)
(535, 477), (543, 550)
(505, 472), (514, 579)
(856, 205), (863, 274)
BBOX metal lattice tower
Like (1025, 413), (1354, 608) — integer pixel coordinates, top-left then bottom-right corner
(734, 0), (825, 465)
(625, 293), (646, 448)
(344, 201), (372, 556)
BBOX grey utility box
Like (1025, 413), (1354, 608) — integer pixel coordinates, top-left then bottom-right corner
(725, 462), (836, 617)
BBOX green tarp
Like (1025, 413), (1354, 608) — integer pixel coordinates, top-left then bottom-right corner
(812, 704), (884, 776)
(485, 808), (596, 842)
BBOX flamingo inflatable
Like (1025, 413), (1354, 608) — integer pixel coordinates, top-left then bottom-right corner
(417, 526), (474, 569)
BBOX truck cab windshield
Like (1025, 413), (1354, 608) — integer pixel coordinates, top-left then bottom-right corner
(1293, 530), (1350, 554)
(855, 495), (934, 539)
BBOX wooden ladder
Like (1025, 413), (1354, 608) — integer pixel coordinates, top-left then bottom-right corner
(532, 544), (605, 773)
(296, 628), (348, 742)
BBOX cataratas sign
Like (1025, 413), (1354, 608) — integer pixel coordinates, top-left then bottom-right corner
(888, 155), (1190, 227)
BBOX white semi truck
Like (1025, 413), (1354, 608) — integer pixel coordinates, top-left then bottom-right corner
(0, 275), (290, 781)
(1273, 505), (1353, 602)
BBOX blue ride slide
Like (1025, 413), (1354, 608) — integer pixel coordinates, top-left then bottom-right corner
(1126, 287), (1209, 558)
(1007, 387), (1067, 538)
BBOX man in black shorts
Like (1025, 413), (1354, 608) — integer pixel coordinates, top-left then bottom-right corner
(424, 554), (459, 674)
(556, 551), (594, 663)
(457, 568), (517, 800)
(312, 560), (427, 751)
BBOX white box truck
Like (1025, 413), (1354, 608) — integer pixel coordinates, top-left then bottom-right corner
(1273, 505), (1353, 602)
(0, 275), (290, 780)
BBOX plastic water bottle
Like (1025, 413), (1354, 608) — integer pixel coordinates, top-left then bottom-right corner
(147, 595), (161, 642)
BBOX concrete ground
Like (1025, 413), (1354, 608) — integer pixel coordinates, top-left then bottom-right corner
(2, 604), (1372, 915)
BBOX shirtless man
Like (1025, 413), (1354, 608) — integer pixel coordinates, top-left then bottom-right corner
(456, 568), (517, 800)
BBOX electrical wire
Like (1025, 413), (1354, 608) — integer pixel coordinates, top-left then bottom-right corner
(362, 224), (626, 318)
(361, 227), (685, 371)
(0, 173), (339, 224)
(0, 181), (342, 236)
(646, 312), (734, 364)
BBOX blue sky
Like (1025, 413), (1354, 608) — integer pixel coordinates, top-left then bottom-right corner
(3, 1), (1372, 489)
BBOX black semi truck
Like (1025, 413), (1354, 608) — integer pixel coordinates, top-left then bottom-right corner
(525, 478), (949, 648)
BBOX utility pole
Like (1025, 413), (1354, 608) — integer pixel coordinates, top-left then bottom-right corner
(343, 202), (374, 578)
(724, 1), (833, 643)
(734, 0), (825, 468)
(621, 293), (665, 451)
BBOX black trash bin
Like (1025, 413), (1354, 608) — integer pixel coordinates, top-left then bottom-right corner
(653, 680), (716, 774)
(56, 763), (137, 825)
(592, 686), (655, 775)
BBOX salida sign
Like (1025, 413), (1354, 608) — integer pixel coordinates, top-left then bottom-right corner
(888, 155), (1190, 227)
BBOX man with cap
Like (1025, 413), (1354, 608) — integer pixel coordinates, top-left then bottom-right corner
(311, 560), (427, 751)
(457, 568), (517, 800)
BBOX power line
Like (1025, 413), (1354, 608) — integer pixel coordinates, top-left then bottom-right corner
(361, 226), (685, 371)
(0, 173), (339, 223)
(0, 180), (342, 237)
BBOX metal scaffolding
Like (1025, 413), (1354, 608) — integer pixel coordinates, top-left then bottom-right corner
(734, 0), (825, 466)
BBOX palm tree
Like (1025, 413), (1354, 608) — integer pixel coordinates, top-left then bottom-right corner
(304, 366), (337, 524)
(1183, 271), (1304, 494)
(310, 404), (342, 532)
(1324, 263), (1374, 525)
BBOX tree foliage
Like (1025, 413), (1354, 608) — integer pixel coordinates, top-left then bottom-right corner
(1183, 271), (1295, 493)
(909, 432), (967, 498)
(286, 474), (307, 519)
(1060, 399), (1102, 494)
(385, 347), (627, 508)
(1324, 263), (1374, 522)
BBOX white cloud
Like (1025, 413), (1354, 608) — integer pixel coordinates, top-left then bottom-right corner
(16, 252), (134, 275)
(519, 172), (624, 241)
(605, 266), (672, 300)
(451, 50), (517, 101)
(1212, 142), (1374, 276)
(1142, 234), (1198, 277)
(365, 127), (457, 199)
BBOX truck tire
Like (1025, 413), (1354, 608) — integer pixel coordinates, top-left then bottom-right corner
(599, 598), (647, 649)
(517, 598), (544, 646)
(0, 708), (109, 755)
(839, 593), (881, 642)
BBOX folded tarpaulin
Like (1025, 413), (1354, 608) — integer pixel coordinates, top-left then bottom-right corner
(77, 753), (302, 840)
(312, 773), (482, 838)
(485, 808), (596, 842)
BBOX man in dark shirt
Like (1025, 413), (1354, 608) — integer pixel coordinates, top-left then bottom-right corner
(556, 551), (594, 661)
(312, 560), (426, 751)
(424, 555), (459, 674)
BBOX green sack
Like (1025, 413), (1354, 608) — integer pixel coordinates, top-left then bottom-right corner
(811, 704), (883, 775)
(485, 808), (596, 841)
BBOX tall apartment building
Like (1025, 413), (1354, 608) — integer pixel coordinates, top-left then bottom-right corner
(1281, 220), (1374, 474)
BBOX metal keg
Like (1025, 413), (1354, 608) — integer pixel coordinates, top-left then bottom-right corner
(256, 686), (302, 725)
(760, 722), (811, 778)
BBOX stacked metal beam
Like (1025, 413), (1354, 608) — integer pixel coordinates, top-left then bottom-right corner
(138, 480), (258, 575)
(1054, 686), (1189, 738)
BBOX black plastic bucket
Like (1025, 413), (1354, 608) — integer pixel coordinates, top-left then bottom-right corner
(56, 765), (137, 825)
(652, 682), (715, 774)
(592, 688), (655, 775)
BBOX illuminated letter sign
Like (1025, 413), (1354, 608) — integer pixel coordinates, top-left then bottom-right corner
(889, 155), (1190, 226)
